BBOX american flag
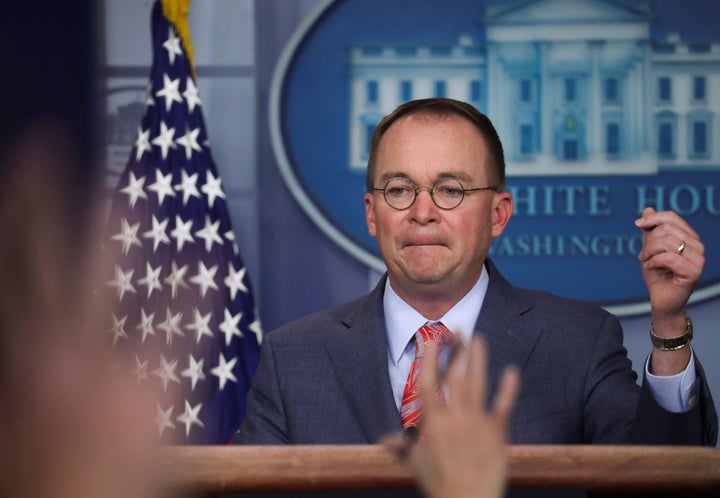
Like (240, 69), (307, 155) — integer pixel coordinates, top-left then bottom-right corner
(104, 1), (261, 444)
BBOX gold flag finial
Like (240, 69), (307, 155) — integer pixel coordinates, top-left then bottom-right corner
(160, 0), (196, 77)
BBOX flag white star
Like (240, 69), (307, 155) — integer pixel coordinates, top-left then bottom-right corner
(225, 230), (240, 255)
(164, 261), (189, 299)
(150, 121), (176, 160)
(143, 215), (171, 252)
(211, 353), (238, 390)
(195, 215), (223, 253)
(156, 73), (183, 111)
(174, 169), (200, 205)
(163, 27), (183, 65)
(145, 82), (155, 108)
(201, 169), (226, 208)
(156, 403), (175, 437)
(137, 308), (156, 343)
(176, 126), (202, 160)
(108, 313), (128, 345)
(186, 308), (213, 344)
(131, 355), (149, 384)
(170, 215), (194, 251)
(181, 354), (206, 391)
(134, 127), (152, 161)
(111, 218), (142, 255)
(147, 168), (176, 204)
(138, 262), (163, 299)
(249, 317), (263, 345)
(218, 308), (243, 346)
(177, 400), (204, 437)
(106, 265), (136, 301)
(189, 261), (219, 298)
(152, 354), (181, 391)
(157, 307), (184, 345)
(224, 264), (248, 300)
(119, 172), (148, 209)
(183, 77), (202, 112)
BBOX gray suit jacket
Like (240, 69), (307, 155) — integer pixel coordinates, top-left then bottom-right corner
(236, 260), (717, 446)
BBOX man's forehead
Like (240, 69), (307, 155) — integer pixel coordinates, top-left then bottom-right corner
(376, 116), (487, 172)
(382, 111), (484, 144)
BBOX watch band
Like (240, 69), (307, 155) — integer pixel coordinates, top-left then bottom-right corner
(649, 315), (693, 351)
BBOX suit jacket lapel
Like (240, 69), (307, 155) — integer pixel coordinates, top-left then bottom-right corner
(326, 275), (402, 442)
(477, 260), (544, 385)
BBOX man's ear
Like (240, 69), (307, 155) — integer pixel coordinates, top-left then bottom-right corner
(491, 191), (513, 238)
(364, 193), (377, 238)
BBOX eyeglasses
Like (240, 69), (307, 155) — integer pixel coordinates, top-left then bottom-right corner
(373, 177), (498, 211)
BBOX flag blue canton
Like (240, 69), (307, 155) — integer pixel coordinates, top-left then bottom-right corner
(105, 1), (261, 444)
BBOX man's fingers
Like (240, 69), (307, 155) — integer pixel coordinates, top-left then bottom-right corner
(419, 342), (442, 414)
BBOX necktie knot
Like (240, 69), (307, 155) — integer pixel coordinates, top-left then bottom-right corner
(414, 322), (452, 359)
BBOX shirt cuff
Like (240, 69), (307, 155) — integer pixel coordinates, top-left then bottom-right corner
(644, 349), (698, 413)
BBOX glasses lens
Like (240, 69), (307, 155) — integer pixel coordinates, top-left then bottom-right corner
(432, 178), (464, 209)
(383, 178), (416, 209)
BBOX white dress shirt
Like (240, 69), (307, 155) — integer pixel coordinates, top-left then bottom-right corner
(383, 267), (697, 413)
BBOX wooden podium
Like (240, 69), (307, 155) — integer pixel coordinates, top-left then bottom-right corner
(160, 445), (720, 496)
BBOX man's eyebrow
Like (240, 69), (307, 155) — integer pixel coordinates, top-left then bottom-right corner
(377, 171), (411, 184)
(436, 171), (474, 183)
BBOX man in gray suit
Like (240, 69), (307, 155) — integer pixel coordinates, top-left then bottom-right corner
(236, 98), (716, 446)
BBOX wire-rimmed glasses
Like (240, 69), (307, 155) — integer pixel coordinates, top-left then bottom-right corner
(373, 177), (498, 210)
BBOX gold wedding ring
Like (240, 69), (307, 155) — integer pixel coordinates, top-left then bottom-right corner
(676, 240), (687, 256)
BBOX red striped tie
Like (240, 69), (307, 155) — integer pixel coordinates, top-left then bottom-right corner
(400, 322), (451, 429)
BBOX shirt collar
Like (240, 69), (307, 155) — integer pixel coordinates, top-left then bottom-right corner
(384, 266), (490, 365)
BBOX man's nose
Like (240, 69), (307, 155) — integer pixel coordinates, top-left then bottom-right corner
(409, 187), (438, 223)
